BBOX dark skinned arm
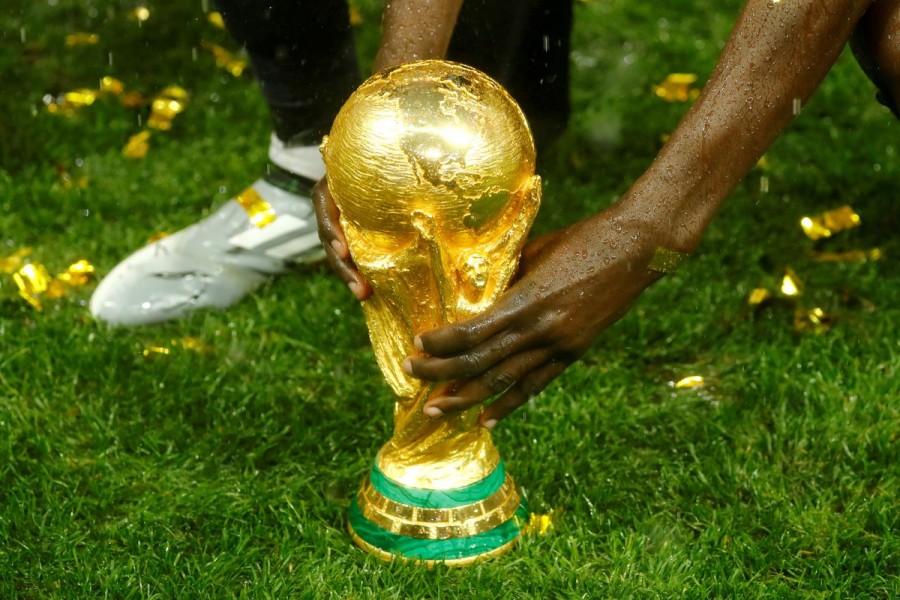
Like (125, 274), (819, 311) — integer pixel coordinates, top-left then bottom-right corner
(403, 0), (874, 427)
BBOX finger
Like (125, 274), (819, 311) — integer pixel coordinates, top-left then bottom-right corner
(312, 178), (372, 300)
(479, 361), (567, 427)
(415, 292), (523, 358)
(407, 326), (535, 382)
(312, 177), (345, 251)
(423, 349), (550, 415)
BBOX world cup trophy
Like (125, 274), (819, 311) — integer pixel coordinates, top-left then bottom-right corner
(321, 60), (541, 565)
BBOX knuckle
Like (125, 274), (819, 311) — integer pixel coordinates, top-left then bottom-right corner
(486, 370), (517, 393)
(457, 353), (483, 377)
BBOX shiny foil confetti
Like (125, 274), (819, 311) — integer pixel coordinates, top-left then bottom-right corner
(653, 73), (700, 102)
(522, 511), (556, 536)
(56, 259), (95, 287)
(207, 11), (225, 29)
(130, 6), (150, 22)
(349, 4), (364, 26)
(123, 130), (152, 158)
(747, 287), (772, 306)
(147, 231), (170, 244)
(1, 248), (32, 274)
(236, 188), (276, 227)
(99, 76), (125, 96)
(800, 205), (860, 241)
(810, 248), (883, 262)
(793, 307), (833, 334)
(13, 263), (52, 310)
(143, 337), (213, 358)
(46, 88), (98, 114)
(142, 345), (171, 358)
(675, 375), (705, 389)
(147, 87), (189, 130)
(202, 42), (248, 77)
(65, 32), (99, 46)
(173, 337), (213, 353)
(780, 268), (802, 297)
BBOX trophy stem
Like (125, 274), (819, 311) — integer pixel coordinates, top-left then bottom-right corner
(348, 460), (528, 566)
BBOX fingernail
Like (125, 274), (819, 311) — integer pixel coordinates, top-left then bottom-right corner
(414, 336), (424, 352)
(348, 281), (362, 297)
(424, 405), (443, 418)
(483, 419), (498, 429)
(402, 358), (413, 376)
(331, 239), (343, 254)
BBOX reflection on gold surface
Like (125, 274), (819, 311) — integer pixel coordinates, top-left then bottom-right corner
(322, 61), (540, 491)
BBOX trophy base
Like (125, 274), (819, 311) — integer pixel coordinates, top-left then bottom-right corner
(348, 461), (528, 566)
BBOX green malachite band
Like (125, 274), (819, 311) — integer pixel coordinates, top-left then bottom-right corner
(349, 496), (528, 561)
(369, 461), (507, 509)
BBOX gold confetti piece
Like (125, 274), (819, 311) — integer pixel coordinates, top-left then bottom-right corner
(143, 337), (213, 358)
(147, 231), (170, 244)
(780, 268), (802, 297)
(202, 42), (248, 77)
(146, 86), (189, 130)
(748, 287), (772, 306)
(207, 11), (225, 29)
(522, 511), (556, 536)
(793, 307), (833, 334)
(236, 187), (276, 228)
(810, 248), (883, 262)
(799, 205), (860, 241)
(675, 375), (705, 389)
(653, 73), (700, 102)
(756, 155), (769, 170)
(0, 248), (32, 274)
(142, 345), (171, 358)
(99, 76), (125, 95)
(159, 85), (189, 100)
(172, 337), (214, 353)
(55, 259), (95, 287)
(65, 32), (99, 46)
(349, 4), (364, 26)
(63, 89), (98, 108)
(123, 130), (151, 158)
(130, 6), (150, 22)
(13, 263), (52, 310)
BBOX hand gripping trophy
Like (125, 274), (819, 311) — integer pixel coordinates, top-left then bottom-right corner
(321, 60), (541, 565)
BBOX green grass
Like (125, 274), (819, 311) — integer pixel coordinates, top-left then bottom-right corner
(1, 0), (898, 597)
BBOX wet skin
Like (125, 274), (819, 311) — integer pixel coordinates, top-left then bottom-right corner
(315, 0), (897, 427)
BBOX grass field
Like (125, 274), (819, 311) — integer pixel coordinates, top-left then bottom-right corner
(1, 0), (898, 597)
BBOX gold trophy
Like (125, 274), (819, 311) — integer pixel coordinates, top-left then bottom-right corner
(321, 60), (541, 565)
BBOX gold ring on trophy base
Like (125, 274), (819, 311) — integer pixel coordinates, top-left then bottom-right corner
(347, 525), (521, 568)
(359, 473), (517, 522)
(357, 477), (522, 539)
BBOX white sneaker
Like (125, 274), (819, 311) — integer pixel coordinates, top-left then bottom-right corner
(91, 141), (327, 325)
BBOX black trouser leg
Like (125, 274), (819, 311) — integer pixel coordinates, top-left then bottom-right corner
(450, 0), (573, 154)
(215, 0), (361, 145)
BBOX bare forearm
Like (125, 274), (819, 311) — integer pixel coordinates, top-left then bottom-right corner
(373, 0), (464, 72)
(620, 0), (872, 251)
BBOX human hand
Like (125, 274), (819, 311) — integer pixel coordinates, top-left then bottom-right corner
(312, 177), (372, 301)
(403, 208), (666, 427)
